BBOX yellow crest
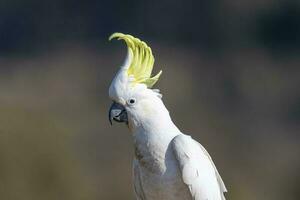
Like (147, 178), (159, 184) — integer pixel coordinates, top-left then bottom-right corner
(109, 33), (162, 88)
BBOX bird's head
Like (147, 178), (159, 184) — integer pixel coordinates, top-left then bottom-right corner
(108, 33), (168, 131)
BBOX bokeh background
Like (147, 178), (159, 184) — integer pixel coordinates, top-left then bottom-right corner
(0, 0), (300, 199)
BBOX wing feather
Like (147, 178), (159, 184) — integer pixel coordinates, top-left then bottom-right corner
(172, 134), (227, 200)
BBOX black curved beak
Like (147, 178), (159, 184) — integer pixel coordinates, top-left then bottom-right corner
(109, 102), (128, 125)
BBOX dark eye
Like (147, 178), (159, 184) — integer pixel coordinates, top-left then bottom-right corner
(128, 98), (136, 105)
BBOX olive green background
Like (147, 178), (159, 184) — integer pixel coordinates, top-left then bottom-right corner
(0, 0), (299, 199)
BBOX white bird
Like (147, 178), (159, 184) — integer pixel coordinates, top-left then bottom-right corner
(108, 33), (227, 200)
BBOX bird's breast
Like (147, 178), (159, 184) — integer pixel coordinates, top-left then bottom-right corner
(133, 132), (191, 200)
(134, 141), (168, 174)
(134, 146), (191, 200)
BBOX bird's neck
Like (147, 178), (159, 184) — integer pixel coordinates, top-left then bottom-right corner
(129, 102), (181, 137)
(132, 117), (180, 151)
(130, 104), (181, 175)
(131, 115), (179, 136)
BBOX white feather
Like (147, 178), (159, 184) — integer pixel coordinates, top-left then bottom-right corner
(172, 134), (227, 200)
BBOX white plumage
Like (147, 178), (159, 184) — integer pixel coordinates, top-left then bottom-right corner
(108, 33), (227, 200)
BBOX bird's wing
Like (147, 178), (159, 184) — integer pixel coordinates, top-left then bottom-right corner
(171, 134), (227, 200)
(133, 159), (146, 200)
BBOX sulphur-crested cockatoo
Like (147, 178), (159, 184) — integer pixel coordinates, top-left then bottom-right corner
(108, 33), (227, 200)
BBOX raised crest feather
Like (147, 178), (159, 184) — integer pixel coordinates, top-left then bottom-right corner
(109, 33), (162, 88)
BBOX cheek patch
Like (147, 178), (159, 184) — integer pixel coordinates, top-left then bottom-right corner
(140, 101), (154, 116)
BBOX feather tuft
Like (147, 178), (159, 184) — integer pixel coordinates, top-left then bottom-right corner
(109, 32), (162, 88)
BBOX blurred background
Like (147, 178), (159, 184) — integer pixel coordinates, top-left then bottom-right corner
(0, 0), (299, 199)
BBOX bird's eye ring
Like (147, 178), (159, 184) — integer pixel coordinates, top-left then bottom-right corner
(128, 98), (136, 105)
